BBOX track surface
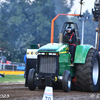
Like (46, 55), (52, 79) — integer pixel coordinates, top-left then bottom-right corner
(0, 83), (100, 100)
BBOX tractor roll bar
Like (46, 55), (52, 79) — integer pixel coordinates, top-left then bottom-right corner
(51, 14), (80, 43)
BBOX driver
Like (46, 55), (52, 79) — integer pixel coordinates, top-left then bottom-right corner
(65, 26), (76, 64)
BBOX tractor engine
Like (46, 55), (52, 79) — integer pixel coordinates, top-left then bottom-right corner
(37, 52), (59, 86)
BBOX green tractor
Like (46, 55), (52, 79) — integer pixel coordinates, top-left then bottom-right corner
(27, 14), (100, 92)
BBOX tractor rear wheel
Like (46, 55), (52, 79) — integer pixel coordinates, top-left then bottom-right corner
(28, 68), (36, 91)
(62, 70), (71, 92)
(76, 49), (100, 92)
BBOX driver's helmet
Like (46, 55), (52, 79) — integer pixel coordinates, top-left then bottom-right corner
(66, 26), (72, 34)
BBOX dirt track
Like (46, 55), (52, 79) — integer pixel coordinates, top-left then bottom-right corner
(0, 82), (100, 100)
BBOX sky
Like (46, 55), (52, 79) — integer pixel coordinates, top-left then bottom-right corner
(69, 0), (95, 14)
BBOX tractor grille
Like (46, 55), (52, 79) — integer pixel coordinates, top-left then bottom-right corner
(39, 56), (57, 74)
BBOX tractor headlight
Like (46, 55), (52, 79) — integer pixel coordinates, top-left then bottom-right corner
(38, 52), (59, 55)
(38, 53), (45, 55)
(48, 53), (58, 55)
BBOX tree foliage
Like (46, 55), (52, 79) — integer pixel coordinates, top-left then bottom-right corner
(0, 0), (57, 62)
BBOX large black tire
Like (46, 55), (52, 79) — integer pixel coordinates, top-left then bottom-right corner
(28, 68), (36, 91)
(62, 70), (71, 92)
(76, 49), (100, 92)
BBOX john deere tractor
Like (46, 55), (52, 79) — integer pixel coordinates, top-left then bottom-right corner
(26, 14), (100, 92)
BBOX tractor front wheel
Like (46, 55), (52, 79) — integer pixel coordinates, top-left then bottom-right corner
(28, 68), (36, 91)
(76, 49), (100, 92)
(62, 70), (71, 92)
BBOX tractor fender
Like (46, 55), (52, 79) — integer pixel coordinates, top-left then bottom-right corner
(74, 45), (94, 63)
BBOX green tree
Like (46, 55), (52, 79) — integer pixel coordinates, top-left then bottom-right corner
(0, 0), (58, 62)
(83, 11), (98, 46)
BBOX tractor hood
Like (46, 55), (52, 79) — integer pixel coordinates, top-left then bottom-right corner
(38, 43), (69, 53)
